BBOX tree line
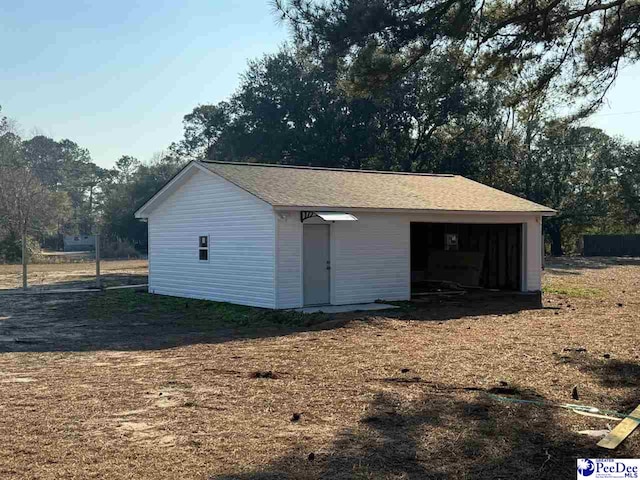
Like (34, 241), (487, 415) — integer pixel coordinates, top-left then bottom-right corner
(1, 0), (639, 260)
(169, 47), (640, 255)
(0, 109), (183, 260)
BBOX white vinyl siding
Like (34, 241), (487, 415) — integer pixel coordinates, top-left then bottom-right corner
(274, 211), (543, 308)
(274, 212), (411, 307)
(523, 216), (543, 291)
(276, 213), (303, 308)
(147, 169), (276, 308)
(331, 213), (410, 305)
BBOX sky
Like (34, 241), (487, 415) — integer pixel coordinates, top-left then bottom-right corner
(1, 0), (288, 168)
(2, 1), (639, 169)
(584, 64), (640, 138)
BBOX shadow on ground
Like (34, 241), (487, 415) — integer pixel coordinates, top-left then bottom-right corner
(212, 387), (608, 479)
(212, 350), (640, 479)
(393, 291), (541, 322)
(0, 288), (540, 353)
(545, 256), (640, 276)
(561, 352), (640, 413)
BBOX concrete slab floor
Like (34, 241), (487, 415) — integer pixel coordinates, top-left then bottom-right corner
(296, 303), (399, 314)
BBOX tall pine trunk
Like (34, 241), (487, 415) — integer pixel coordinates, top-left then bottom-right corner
(548, 226), (563, 256)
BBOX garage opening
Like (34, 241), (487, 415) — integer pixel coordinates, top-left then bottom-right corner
(410, 223), (522, 293)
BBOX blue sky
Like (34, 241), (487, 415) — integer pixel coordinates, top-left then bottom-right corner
(2, 1), (639, 168)
(584, 63), (640, 138)
(2, 0), (288, 168)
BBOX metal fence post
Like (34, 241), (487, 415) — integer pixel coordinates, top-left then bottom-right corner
(96, 233), (101, 289)
(22, 233), (27, 290)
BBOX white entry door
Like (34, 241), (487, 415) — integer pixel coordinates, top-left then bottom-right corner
(303, 224), (330, 306)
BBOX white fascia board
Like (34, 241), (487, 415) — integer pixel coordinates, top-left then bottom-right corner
(272, 206), (555, 216)
(135, 161), (277, 219)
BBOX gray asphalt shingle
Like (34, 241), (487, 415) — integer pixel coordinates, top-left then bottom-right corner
(200, 161), (555, 213)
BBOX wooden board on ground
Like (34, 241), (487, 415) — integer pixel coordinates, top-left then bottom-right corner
(597, 405), (640, 450)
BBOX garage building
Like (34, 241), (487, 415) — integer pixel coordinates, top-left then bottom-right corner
(135, 161), (555, 309)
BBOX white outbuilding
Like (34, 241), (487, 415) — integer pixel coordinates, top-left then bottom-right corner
(135, 161), (555, 309)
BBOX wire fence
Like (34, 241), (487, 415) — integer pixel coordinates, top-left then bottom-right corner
(0, 235), (148, 292)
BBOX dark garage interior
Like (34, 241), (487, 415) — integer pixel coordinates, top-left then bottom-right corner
(410, 223), (522, 293)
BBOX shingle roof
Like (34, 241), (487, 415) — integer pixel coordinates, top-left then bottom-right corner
(200, 161), (555, 214)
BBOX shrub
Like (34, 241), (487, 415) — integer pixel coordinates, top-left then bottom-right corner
(100, 239), (140, 259)
(0, 233), (40, 263)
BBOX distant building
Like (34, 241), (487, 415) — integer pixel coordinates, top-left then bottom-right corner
(63, 234), (96, 252)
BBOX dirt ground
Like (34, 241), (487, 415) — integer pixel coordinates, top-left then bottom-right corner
(0, 259), (148, 290)
(0, 257), (639, 479)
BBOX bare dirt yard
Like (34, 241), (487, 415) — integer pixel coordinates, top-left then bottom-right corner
(0, 259), (148, 290)
(0, 257), (638, 479)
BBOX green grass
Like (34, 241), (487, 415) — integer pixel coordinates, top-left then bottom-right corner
(86, 289), (329, 331)
(542, 284), (603, 298)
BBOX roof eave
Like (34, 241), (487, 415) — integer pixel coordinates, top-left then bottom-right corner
(272, 205), (556, 216)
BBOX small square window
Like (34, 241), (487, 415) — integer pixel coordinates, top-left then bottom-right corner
(198, 235), (209, 262)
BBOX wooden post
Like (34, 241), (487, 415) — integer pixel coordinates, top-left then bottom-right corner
(22, 233), (27, 290)
(95, 233), (101, 289)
